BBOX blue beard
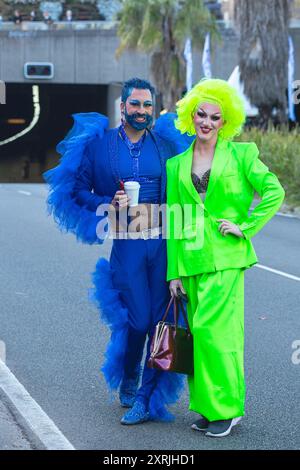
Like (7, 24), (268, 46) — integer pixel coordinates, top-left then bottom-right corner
(125, 111), (153, 131)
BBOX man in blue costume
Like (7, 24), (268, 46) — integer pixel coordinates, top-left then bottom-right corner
(44, 78), (185, 425)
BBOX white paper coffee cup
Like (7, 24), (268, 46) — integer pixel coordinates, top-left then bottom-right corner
(124, 181), (140, 207)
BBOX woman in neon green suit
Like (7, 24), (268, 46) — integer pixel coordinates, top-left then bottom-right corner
(166, 79), (285, 437)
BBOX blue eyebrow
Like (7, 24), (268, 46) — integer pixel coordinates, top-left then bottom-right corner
(129, 99), (153, 106)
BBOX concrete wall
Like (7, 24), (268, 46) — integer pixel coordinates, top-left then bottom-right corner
(1, 22), (299, 87)
(0, 24), (151, 84)
(0, 24), (204, 86)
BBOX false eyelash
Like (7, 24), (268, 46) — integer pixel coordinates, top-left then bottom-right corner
(197, 111), (220, 121)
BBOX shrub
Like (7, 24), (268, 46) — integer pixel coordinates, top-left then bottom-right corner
(235, 125), (300, 208)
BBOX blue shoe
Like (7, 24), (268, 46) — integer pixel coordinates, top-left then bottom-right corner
(119, 376), (140, 408)
(120, 401), (150, 425)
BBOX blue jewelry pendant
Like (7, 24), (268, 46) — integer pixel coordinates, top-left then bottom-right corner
(130, 148), (141, 158)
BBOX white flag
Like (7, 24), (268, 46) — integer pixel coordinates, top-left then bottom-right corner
(202, 33), (212, 78)
(288, 36), (296, 122)
(184, 38), (193, 91)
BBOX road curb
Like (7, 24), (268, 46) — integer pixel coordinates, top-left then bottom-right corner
(0, 359), (75, 450)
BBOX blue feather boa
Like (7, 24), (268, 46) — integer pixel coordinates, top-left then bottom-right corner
(43, 112), (109, 244)
(154, 113), (195, 154)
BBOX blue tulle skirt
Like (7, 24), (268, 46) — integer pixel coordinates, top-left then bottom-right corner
(89, 257), (185, 421)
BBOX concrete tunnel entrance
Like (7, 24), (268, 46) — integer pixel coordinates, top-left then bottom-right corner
(0, 83), (109, 182)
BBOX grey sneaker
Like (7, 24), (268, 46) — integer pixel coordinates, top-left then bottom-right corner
(191, 416), (210, 432)
(205, 417), (242, 437)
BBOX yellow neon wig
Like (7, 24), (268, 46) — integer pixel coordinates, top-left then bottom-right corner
(175, 78), (246, 140)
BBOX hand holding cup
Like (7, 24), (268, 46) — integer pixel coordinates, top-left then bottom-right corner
(111, 190), (131, 210)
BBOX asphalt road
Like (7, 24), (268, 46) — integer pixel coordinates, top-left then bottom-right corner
(0, 183), (299, 450)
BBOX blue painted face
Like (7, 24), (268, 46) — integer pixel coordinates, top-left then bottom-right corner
(123, 88), (154, 130)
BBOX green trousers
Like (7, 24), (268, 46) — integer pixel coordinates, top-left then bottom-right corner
(182, 268), (245, 421)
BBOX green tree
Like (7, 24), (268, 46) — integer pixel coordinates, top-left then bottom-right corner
(0, 0), (11, 19)
(117, 0), (217, 111)
(234, 0), (292, 126)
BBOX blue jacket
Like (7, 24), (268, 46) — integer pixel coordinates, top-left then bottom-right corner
(44, 113), (177, 244)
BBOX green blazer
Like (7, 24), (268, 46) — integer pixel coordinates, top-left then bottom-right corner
(166, 138), (285, 281)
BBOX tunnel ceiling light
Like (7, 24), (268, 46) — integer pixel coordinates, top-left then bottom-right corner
(0, 85), (40, 146)
(7, 118), (26, 125)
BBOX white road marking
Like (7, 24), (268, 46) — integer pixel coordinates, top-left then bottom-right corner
(0, 359), (75, 450)
(276, 211), (299, 219)
(255, 264), (300, 282)
(18, 190), (31, 196)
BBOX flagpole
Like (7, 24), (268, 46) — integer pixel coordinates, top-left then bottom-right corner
(202, 33), (212, 79)
(288, 35), (296, 122)
(184, 38), (193, 92)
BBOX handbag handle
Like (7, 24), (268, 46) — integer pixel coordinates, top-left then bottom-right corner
(161, 296), (175, 323)
(177, 297), (192, 337)
(161, 296), (192, 336)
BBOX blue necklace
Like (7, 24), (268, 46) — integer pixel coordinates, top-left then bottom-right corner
(119, 124), (146, 158)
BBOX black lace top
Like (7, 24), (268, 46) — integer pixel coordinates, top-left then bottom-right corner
(191, 169), (211, 194)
